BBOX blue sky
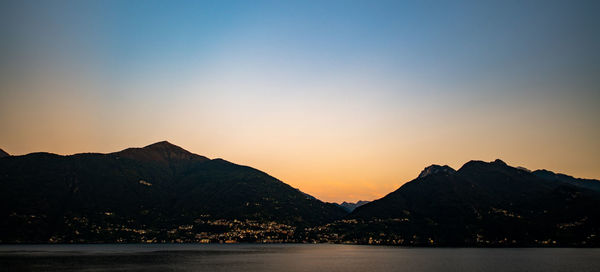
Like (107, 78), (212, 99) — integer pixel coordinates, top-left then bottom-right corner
(1, 0), (599, 201)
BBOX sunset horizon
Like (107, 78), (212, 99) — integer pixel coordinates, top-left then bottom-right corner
(2, 2), (600, 268)
(2, 139), (597, 203)
(2, 1), (598, 205)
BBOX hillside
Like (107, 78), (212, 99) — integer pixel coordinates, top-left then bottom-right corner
(308, 160), (600, 246)
(0, 141), (347, 243)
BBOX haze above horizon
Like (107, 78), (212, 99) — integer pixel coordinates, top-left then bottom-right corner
(1, 0), (599, 202)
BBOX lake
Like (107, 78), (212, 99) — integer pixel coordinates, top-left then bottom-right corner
(1, 244), (599, 272)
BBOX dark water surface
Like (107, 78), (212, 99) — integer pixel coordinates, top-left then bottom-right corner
(1, 244), (599, 272)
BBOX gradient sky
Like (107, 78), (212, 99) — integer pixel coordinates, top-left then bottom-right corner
(1, 0), (599, 202)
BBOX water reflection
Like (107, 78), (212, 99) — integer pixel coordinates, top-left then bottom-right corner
(1, 244), (599, 272)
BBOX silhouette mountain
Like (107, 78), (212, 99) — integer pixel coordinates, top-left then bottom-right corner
(0, 141), (347, 243)
(0, 148), (9, 158)
(344, 159), (600, 246)
(338, 200), (370, 212)
(533, 169), (600, 192)
(117, 141), (208, 164)
(417, 164), (456, 178)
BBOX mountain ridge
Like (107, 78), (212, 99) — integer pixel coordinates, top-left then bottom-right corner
(0, 141), (347, 243)
(2, 144), (599, 246)
(339, 159), (600, 246)
(338, 200), (370, 212)
(418, 164), (456, 178)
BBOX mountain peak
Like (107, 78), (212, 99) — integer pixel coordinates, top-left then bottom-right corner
(418, 164), (456, 178)
(143, 141), (182, 151)
(492, 159), (507, 166)
(339, 200), (370, 212)
(116, 141), (208, 163)
(0, 148), (9, 158)
(459, 159), (511, 172)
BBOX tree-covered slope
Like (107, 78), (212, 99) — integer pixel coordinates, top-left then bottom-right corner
(0, 141), (347, 243)
(342, 160), (600, 246)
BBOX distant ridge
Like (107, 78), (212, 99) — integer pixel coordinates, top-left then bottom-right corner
(338, 200), (370, 212)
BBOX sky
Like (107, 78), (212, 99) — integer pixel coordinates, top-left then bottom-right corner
(1, 0), (599, 203)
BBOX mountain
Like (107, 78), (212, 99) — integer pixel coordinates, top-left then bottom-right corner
(533, 169), (600, 192)
(0, 141), (347, 243)
(316, 159), (600, 246)
(0, 148), (9, 158)
(417, 164), (455, 178)
(338, 200), (370, 212)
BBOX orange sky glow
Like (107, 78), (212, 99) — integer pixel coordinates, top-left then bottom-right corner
(1, 1), (599, 203)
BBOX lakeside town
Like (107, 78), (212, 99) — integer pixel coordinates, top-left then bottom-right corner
(22, 214), (593, 247)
